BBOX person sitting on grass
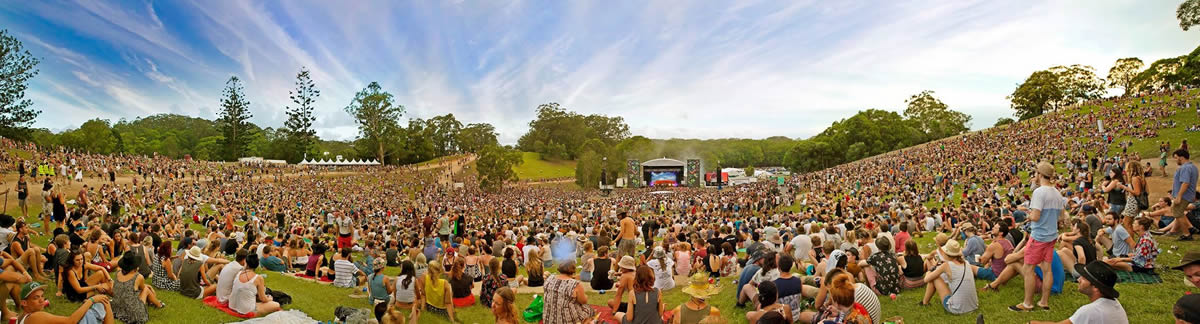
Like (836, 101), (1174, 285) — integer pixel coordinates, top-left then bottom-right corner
(1030, 261), (1127, 324)
(62, 249), (113, 303)
(112, 251), (163, 324)
(749, 281), (793, 324)
(1104, 217), (1159, 273)
(388, 260), (421, 324)
(919, 240), (977, 315)
(896, 240), (927, 290)
(545, 260), (595, 324)
(618, 265), (663, 324)
(672, 273), (722, 324)
(1058, 219), (1096, 278)
(332, 247), (364, 288)
(17, 281), (114, 324)
(491, 286), (519, 324)
(420, 260), (457, 323)
(447, 256), (475, 307)
(229, 254), (282, 317)
(258, 245), (287, 272)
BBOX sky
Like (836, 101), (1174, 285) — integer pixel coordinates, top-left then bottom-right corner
(2, 0), (1198, 144)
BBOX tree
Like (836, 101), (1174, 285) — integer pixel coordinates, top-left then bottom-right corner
(456, 123), (498, 153)
(745, 166), (755, 177)
(284, 67), (320, 163)
(517, 102), (629, 160)
(994, 117), (1015, 127)
(1130, 56), (1185, 92)
(1106, 58), (1144, 95)
(1180, 0), (1200, 31)
(217, 76), (254, 161)
(428, 114), (463, 156)
(345, 82), (403, 164)
(476, 144), (522, 193)
(0, 30), (41, 135)
(61, 119), (116, 154)
(903, 90), (971, 141)
(1008, 65), (1104, 120)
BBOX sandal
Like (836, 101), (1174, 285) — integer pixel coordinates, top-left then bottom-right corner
(982, 283), (999, 292)
(1008, 303), (1034, 312)
(1037, 304), (1050, 311)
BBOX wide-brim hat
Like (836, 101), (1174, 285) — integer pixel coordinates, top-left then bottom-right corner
(617, 256), (637, 271)
(942, 240), (962, 257)
(681, 273), (720, 299)
(1075, 261), (1119, 299)
(1036, 161), (1055, 178)
(1173, 251), (1200, 270)
(186, 246), (204, 260)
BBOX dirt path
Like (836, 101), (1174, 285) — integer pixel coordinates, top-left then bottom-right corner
(1142, 157), (1181, 203)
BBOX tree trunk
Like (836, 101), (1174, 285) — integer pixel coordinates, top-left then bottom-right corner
(378, 142), (385, 165)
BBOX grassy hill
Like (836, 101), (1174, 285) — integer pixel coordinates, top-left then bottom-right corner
(513, 151), (576, 180)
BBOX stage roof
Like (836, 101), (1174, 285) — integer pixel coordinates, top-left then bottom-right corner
(642, 158), (685, 167)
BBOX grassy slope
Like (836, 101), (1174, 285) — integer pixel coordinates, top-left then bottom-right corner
(512, 152), (576, 180)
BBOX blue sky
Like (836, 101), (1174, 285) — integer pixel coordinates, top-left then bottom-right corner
(3, 0), (1198, 144)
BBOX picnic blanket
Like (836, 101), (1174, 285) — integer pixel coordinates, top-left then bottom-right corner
(232, 310), (315, 324)
(588, 305), (620, 324)
(1067, 271), (1163, 284)
(202, 296), (256, 319)
(293, 273), (333, 283)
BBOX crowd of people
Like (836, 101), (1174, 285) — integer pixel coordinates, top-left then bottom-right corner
(0, 90), (1195, 324)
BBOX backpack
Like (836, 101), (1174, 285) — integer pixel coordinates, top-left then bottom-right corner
(265, 288), (292, 305)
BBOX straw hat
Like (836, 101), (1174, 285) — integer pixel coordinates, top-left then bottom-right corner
(934, 232), (949, 247)
(617, 256), (637, 271)
(942, 240), (962, 257)
(681, 273), (720, 299)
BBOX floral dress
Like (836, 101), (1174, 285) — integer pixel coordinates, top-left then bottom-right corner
(1131, 232), (1159, 270)
(151, 255), (180, 291)
(866, 251), (901, 295)
(479, 273), (506, 307)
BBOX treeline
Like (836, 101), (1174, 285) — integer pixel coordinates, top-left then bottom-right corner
(1006, 43), (1200, 121)
(518, 91), (972, 182)
(21, 66), (500, 165)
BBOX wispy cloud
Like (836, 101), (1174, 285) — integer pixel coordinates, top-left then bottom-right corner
(1, 0), (1197, 143)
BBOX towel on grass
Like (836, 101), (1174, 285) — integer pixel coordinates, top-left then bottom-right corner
(202, 296), (255, 319)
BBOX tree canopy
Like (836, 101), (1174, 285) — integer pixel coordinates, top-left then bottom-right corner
(217, 76), (254, 161)
(517, 103), (629, 160)
(345, 82), (403, 164)
(1008, 65), (1104, 120)
(0, 30), (41, 138)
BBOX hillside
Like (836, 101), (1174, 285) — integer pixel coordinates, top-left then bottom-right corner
(512, 151), (577, 180)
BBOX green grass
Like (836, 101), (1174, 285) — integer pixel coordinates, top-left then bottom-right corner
(512, 152), (576, 181)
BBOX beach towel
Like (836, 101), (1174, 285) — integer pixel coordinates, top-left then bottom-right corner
(293, 273), (333, 283)
(202, 296), (255, 319)
(232, 310), (315, 324)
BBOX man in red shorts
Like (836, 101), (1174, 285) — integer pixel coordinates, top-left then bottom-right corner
(1012, 161), (1063, 312)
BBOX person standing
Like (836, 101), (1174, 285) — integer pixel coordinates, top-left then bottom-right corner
(1029, 261), (1127, 324)
(618, 212), (638, 259)
(1170, 149), (1197, 240)
(1011, 161), (1063, 312)
(15, 174), (28, 218)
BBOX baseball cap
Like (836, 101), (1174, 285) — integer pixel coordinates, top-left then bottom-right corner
(20, 282), (45, 300)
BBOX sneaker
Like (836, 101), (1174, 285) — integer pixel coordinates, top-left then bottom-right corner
(1180, 235), (1194, 241)
(1150, 230), (1166, 235)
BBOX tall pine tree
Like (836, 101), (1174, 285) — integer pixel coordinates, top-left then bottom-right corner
(217, 76), (253, 161)
(284, 67), (319, 163)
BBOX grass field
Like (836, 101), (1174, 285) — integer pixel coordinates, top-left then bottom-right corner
(513, 152), (576, 181)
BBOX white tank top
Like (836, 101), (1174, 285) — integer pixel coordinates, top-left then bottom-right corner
(393, 274), (415, 303)
(229, 272), (258, 315)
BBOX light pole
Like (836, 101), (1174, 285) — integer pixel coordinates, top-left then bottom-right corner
(601, 157), (608, 194)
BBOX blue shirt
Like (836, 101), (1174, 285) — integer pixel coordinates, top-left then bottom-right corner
(1029, 186), (1064, 242)
(736, 263), (761, 298)
(1174, 162), (1198, 202)
(1110, 225), (1132, 257)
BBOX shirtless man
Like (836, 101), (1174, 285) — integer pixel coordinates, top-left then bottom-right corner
(617, 212), (637, 259)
